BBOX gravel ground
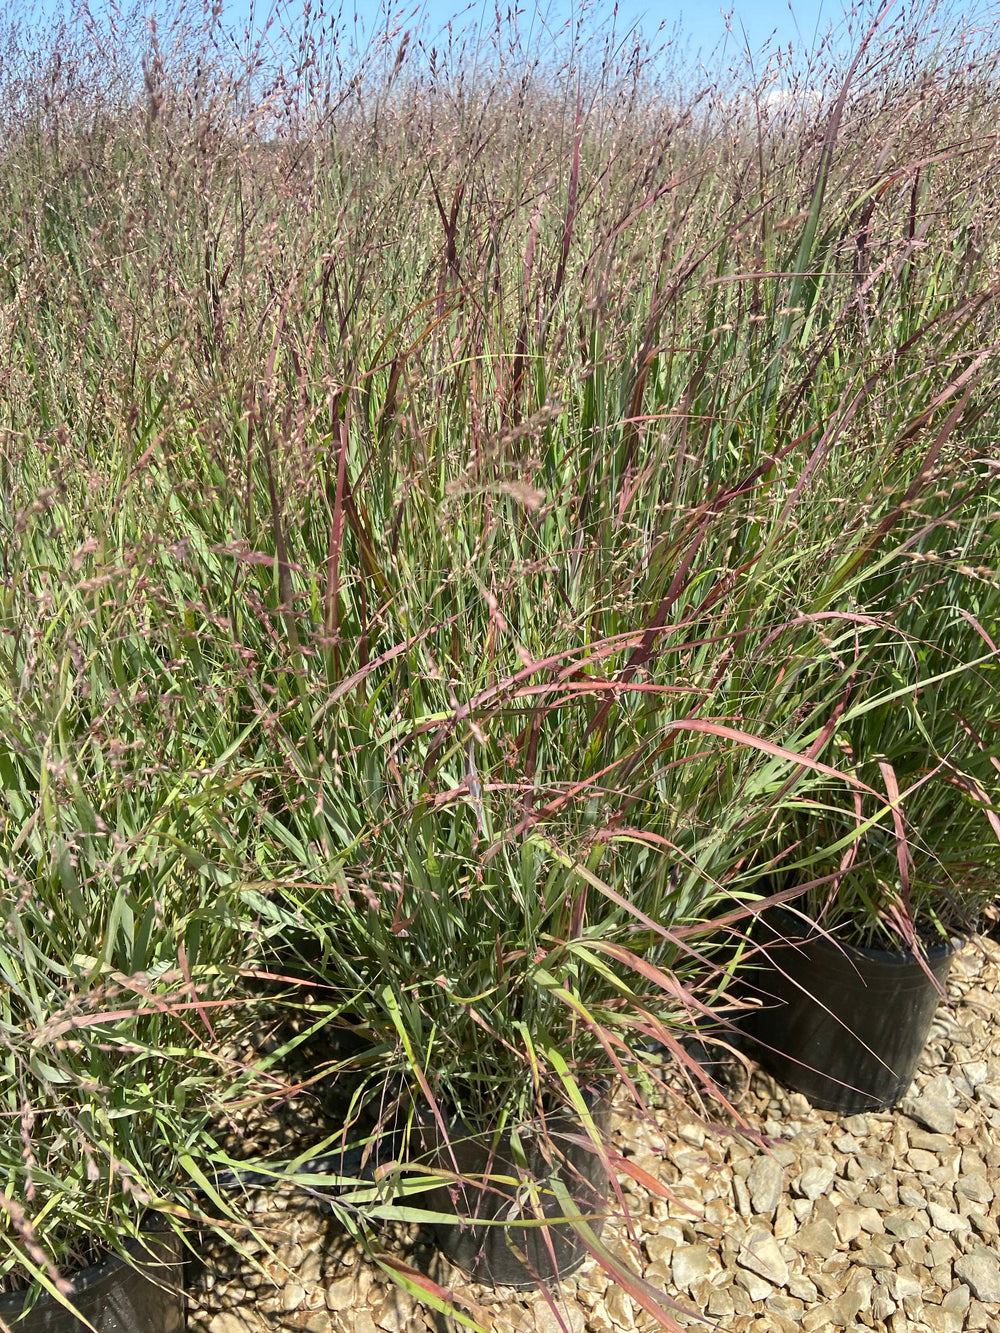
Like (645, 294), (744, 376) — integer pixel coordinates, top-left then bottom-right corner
(187, 930), (1000, 1333)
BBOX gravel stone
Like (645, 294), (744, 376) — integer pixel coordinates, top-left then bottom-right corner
(890, 1263), (922, 1295)
(856, 1205), (885, 1234)
(908, 1129), (952, 1152)
(794, 1167), (835, 1200)
(956, 1174), (992, 1203)
(902, 1094), (957, 1136)
(209, 1317), (259, 1333)
(855, 1244), (895, 1270)
(849, 1152), (889, 1182)
(736, 1225), (789, 1287)
(746, 1155), (784, 1215)
(773, 1203), (796, 1239)
(927, 1202), (969, 1233)
(676, 1120), (706, 1148)
(898, 1184), (926, 1207)
(954, 1251), (1000, 1303)
(941, 1284), (971, 1313)
(376, 1289), (416, 1333)
(927, 1237), (959, 1265)
(908, 1147), (941, 1172)
(732, 1173), (752, 1217)
(765, 1293), (804, 1318)
(324, 1279), (355, 1312)
(922, 1306), (964, 1333)
(669, 1245), (709, 1290)
(841, 1116), (870, 1135)
(825, 1274), (872, 1327)
(871, 1290), (896, 1321)
(347, 1316), (378, 1333)
(835, 1207), (864, 1243)
(787, 1273), (819, 1302)
(733, 1268), (774, 1302)
(281, 1282), (307, 1313)
(788, 1219), (837, 1258)
(532, 1301), (586, 1333)
(924, 1074), (961, 1102)
(644, 1235), (676, 1265)
(706, 1286), (736, 1317)
(969, 1211), (1000, 1241)
(799, 1305), (832, 1331)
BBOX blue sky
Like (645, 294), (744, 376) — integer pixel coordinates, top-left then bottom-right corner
(407, 0), (844, 64)
(260, 0), (996, 67)
(18, 0), (999, 76)
(229, 0), (1000, 79)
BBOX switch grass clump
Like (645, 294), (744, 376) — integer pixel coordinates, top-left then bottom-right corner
(0, 0), (998, 1319)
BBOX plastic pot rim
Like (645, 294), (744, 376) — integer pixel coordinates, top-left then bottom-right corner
(754, 905), (963, 963)
(0, 1225), (183, 1316)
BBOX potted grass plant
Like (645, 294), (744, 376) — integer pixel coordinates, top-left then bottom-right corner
(251, 635), (784, 1293)
(257, 733), (793, 1297)
(737, 477), (1000, 1112)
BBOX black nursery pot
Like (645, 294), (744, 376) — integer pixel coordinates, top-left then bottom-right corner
(414, 1089), (611, 1290)
(0, 1231), (184, 1333)
(738, 910), (957, 1114)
